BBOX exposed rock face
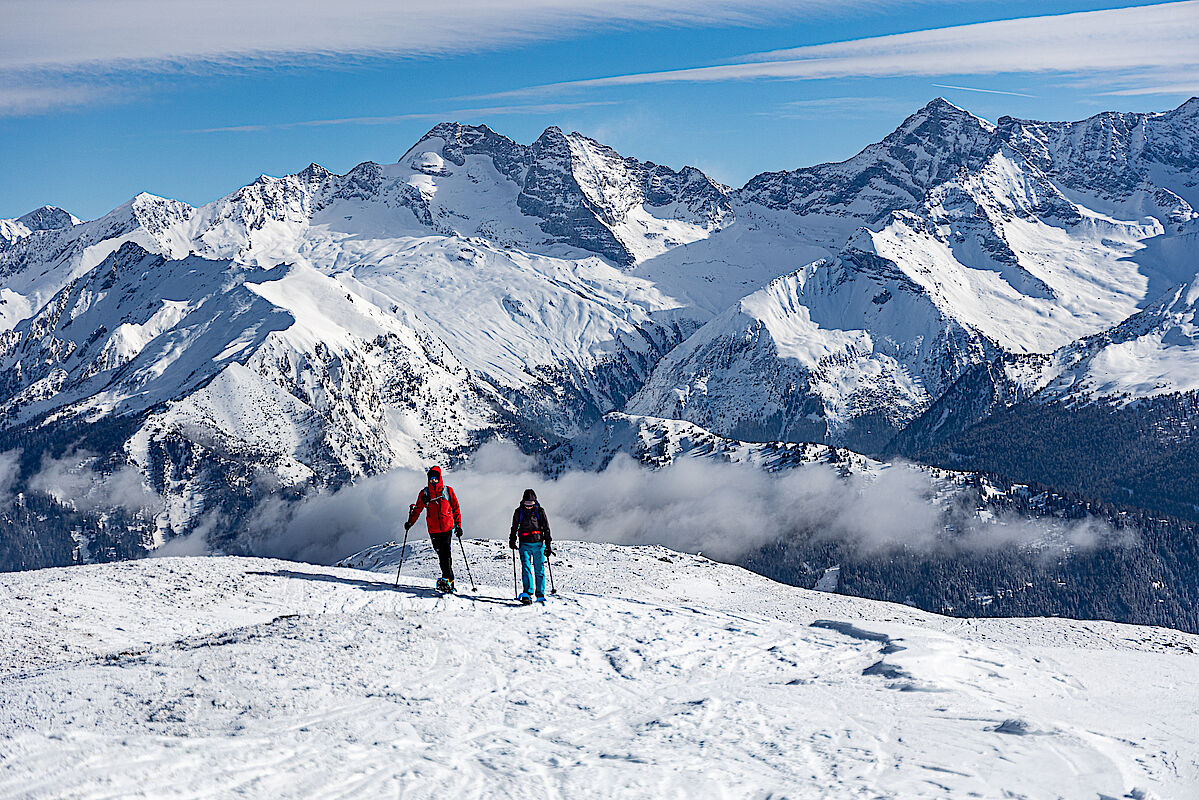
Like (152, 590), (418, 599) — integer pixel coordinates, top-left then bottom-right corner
(739, 99), (998, 221)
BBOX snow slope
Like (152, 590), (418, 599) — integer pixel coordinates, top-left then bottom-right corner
(0, 242), (496, 470)
(1, 542), (1196, 799)
(1038, 254), (1199, 404)
(893, 239), (1199, 453)
(627, 250), (992, 450)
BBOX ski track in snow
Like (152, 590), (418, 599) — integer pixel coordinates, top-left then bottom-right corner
(1, 540), (1197, 799)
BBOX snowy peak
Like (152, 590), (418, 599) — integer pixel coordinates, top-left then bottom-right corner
(295, 162), (332, 183)
(997, 97), (1199, 210)
(627, 240), (994, 450)
(877, 97), (997, 183)
(124, 192), (194, 238)
(409, 121), (529, 182)
(16, 204), (77, 232)
(399, 122), (733, 264)
(736, 94), (1196, 234)
(0, 242), (264, 424)
(0, 190), (196, 328)
(0, 205), (78, 246)
(738, 97), (997, 222)
(0, 238), (505, 519)
(1039, 254), (1199, 404)
(516, 124), (629, 262)
(519, 125), (733, 265)
(885, 97), (996, 150)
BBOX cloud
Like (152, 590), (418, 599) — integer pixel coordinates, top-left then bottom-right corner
(930, 84), (1035, 98)
(237, 441), (1126, 566)
(0, 450), (20, 504)
(188, 101), (620, 133)
(0, 84), (129, 116)
(1104, 84), (1199, 96)
(758, 95), (902, 119)
(26, 451), (164, 515)
(152, 513), (221, 558)
(1088, 67), (1199, 96)
(494, 1), (1199, 95)
(0, 1), (1004, 116)
(3, 0), (888, 73)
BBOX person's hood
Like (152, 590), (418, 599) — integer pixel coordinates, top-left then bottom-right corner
(427, 466), (443, 492)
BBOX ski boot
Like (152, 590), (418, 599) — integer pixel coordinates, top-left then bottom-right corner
(436, 577), (455, 594)
(535, 595), (547, 604)
(518, 592), (532, 605)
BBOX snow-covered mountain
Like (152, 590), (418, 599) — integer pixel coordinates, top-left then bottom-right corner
(2, 542), (1195, 798)
(626, 249), (994, 451)
(0, 243), (502, 516)
(901, 243), (1199, 445)
(631, 98), (1199, 448)
(547, 412), (883, 473)
(0, 205), (78, 247)
(2, 97), (1198, 566)
(0, 193), (193, 331)
(892, 245), (1199, 519)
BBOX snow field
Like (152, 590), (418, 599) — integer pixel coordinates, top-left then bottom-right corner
(1, 540), (1196, 798)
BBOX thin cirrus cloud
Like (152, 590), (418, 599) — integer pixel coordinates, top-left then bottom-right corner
(5, 0), (899, 72)
(188, 101), (621, 133)
(490, 1), (1199, 96)
(757, 96), (904, 119)
(930, 84), (1036, 98)
(0, 0), (948, 116)
(0, 84), (129, 116)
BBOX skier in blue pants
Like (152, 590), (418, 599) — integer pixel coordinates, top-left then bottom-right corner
(510, 489), (552, 605)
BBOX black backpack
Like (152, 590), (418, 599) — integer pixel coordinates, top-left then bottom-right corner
(517, 504), (543, 538)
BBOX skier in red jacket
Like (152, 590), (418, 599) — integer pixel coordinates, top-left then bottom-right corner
(404, 466), (463, 593)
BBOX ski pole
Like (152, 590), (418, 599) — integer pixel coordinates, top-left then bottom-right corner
(511, 546), (519, 599)
(457, 533), (476, 591)
(546, 544), (557, 595)
(395, 505), (415, 588)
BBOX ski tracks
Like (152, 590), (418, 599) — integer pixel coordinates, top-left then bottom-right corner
(1, 551), (1196, 798)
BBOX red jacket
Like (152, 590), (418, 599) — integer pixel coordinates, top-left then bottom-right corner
(406, 467), (461, 534)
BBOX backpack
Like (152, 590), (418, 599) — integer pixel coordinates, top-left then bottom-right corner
(422, 485), (454, 529)
(423, 486), (449, 506)
(517, 504), (543, 538)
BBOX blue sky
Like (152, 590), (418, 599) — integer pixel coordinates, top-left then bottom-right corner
(2, 0), (1196, 220)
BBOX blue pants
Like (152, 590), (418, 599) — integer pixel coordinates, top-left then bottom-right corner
(519, 541), (545, 597)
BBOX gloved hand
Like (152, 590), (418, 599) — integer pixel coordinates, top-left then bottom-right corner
(509, 535), (518, 550)
(543, 542), (553, 557)
(454, 525), (463, 538)
(403, 521), (412, 533)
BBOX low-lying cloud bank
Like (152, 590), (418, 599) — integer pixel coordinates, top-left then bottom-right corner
(25, 450), (164, 515)
(238, 442), (1129, 566)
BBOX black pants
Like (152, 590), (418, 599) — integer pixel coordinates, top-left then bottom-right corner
(430, 531), (454, 581)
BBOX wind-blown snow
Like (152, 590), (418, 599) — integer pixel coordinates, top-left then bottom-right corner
(1, 544), (1195, 798)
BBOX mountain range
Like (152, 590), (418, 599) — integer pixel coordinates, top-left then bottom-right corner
(2, 96), (1197, 573)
